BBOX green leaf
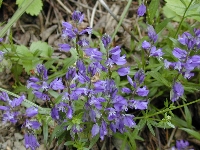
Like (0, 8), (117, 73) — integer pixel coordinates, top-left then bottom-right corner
(43, 118), (49, 145)
(148, 71), (170, 87)
(148, 0), (159, 23)
(30, 41), (52, 58)
(88, 135), (99, 149)
(147, 121), (155, 136)
(155, 18), (172, 34)
(0, 0), (3, 9)
(163, 0), (200, 22)
(180, 128), (200, 140)
(184, 103), (192, 128)
(16, 0), (43, 16)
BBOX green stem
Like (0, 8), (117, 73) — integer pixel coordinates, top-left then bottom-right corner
(174, 0), (194, 38)
(111, 0), (132, 40)
(134, 98), (200, 120)
(0, 87), (50, 114)
(0, 0), (35, 38)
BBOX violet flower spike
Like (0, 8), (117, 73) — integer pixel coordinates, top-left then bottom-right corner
(147, 25), (158, 43)
(171, 82), (184, 102)
(72, 10), (84, 23)
(137, 3), (146, 17)
(102, 34), (111, 48)
(176, 140), (189, 150)
(26, 107), (38, 117)
(117, 67), (130, 76)
(24, 133), (40, 150)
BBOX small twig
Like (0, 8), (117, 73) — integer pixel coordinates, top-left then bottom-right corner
(98, 0), (139, 42)
(45, 5), (52, 27)
(167, 128), (177, 148)
(90, 1), (99, 28)
(56, 0), (72, 14)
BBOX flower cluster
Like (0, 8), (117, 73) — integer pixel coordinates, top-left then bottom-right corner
(0, 92), (40, 150)
(164, 29), (200, 102)
(164, 29), (200, 79)
(24, 11), (150, 143)
(142, 25), (164, 59)
(58, 10), (92, 52)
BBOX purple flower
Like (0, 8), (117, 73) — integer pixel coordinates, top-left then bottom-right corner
(142, 40), (151, 50)
(77, 39), (89, 47)
(147, 25), (158, 43)
(100, 121), (107, 140)
(29, 77), (40, 82)
(36, 64), (48, 80)
(102, 34), (111, 48)
(171, 82), (184, 102)
(58, 44), (71, 52)
(176, 140), (189, 150)
(66, 67), (76, 81)
(92, 124), (99, 137)
(121, 87), (131, 94)
(136, 86), (149, 97)
(0, 38), (3, 42)
(137, 3), (146, 17)
(50, 78), (65, 90)
(3, 111), (19, 124)
(111, 54), (127, 65)
(164, 59), (172, 69)
(0, 92), (10, 102)
(76, 60), (86, 73)
(117, 67), (130, 76)
(109, 46), (121, 55)
(24, 133), (39, 150)
(112, 95), (128, 111)
(26, 107), (38, 117)
(23, 119), (40, 129)
(79, 27), (92, 35)
(134, 70), (145, 84)
(84, 48), (103, 61)
(62, 22), (73, 29)
(67, 106), (73, 119)
(129, 100), (148, 110)
(127, 75), (134, 87)
(123, 114), (136, 128)
(10, 95), (25, 107)
(172, 48), (187, 61)
(0, 106), (9, 111)
(72, 10), (84, 23)
(62, 28), (77, 39)
(32, 91), (50, 101)
(0, 51), (5, 62)
(51, 107), (59, 120)
(150, 46), (164, 58)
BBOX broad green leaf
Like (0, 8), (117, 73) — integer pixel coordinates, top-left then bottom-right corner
(16, 45), (33, 57)
(180, 128), (200, 140)
(148, 0), (159, 24)
(163, 0), (200, 22)
(16, 0), (43, 16)
(30, 41), (52, 58)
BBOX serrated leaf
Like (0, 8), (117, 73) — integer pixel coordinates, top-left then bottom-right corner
(164, 0), (200, 22)
(30, 41), (52, 58)
(180, 128), (200, 140)
(16, 0), (43, 16)
(147, 121), (155, 136)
